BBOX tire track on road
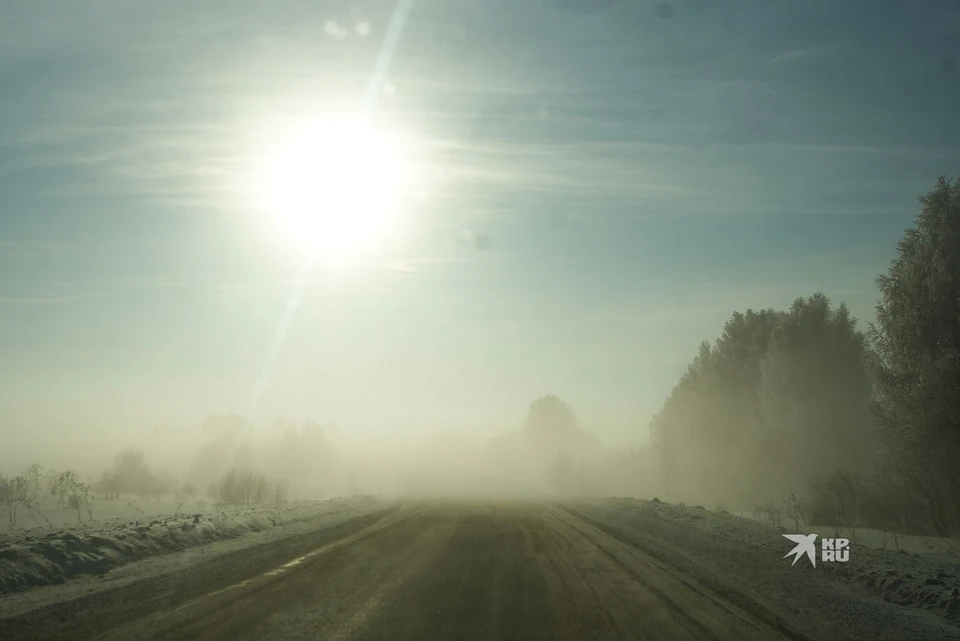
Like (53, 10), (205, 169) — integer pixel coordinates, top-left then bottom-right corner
(557, 505), (808, 641)
(97, 505), (435, 641)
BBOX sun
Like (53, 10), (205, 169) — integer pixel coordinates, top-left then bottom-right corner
(257, 117), (412, 258)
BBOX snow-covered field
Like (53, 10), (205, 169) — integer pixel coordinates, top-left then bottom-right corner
(578, 498), (960, 639)
(0, 496), (391, 618)
(2, 496), (213, 532)
(735, 509), (960, 556)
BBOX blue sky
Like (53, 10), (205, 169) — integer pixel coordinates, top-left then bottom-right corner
(1, 0), (959, 449)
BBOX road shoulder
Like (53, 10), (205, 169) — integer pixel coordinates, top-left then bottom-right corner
(568, 499), (960, 641)
(0, 501), (398, 640)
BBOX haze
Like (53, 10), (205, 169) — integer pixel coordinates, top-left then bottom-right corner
(2, 0), (959, 508)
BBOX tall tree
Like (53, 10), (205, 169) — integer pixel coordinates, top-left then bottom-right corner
(869, 175), (960, 535)
(523, 395), (581, 446)
(649, 296), (873, 507)
(522, 395), (601, 493)
(758, 295), (874, 487)
(649, 308), (781, 502)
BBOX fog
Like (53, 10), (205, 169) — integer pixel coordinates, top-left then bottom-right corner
(6, 0), (960, 544)
(5, 194), (960, 540)
(2, 281), (958, 540)
(0, 395), (651, 508)
(0, 356), (871, 515)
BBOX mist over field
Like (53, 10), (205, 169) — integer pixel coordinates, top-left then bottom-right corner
(4, 3), (960, 639)
(5, 168), (960, 540)
(0, 395), (631, 510)
(3, 0), (960, 540)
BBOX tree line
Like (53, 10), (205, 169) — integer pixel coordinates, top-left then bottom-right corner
(647, 175), (960, 536)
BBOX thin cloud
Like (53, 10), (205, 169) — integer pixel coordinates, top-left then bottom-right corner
(4, 0), (950, 222)
(0, 293), (103, 305)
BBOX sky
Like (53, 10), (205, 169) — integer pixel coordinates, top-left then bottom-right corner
(2, 0), (959, 454)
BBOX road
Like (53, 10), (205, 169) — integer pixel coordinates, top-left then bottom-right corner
(1, 502), (803, 641)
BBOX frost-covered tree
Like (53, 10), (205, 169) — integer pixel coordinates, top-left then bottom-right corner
(869, 175), (960, 535)
(649, 296), (873, 506)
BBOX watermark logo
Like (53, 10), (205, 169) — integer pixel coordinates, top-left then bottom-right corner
(782, 533), (850, 567)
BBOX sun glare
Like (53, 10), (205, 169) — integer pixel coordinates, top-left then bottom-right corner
(258, 117), (412, 258)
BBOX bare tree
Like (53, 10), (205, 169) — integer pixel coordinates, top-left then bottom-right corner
(782, 493), (806, 532)
(0, 474), (28, 528)
(175, 482), (197, 514)
(22, 464), (43, 502)
(67, 481), (93, 523)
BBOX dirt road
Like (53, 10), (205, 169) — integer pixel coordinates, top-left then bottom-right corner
(1, 502), (804, 641)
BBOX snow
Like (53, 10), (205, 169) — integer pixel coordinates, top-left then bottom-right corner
(3, 495), (959, 640)
(0, 496), (387, 617)
(2, 496), (214, 531)
(580, 498), (960, 640)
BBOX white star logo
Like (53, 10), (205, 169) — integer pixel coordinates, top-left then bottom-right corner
(782, 533), (818, 567)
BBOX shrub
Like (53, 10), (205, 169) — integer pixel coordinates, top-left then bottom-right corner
(175, 482), (198, 514)
(209, 466), (286, 505)
(758, 501), (782, 527)
(22, 464), (44, 502)
(94, 469), (122, 500)
(809, 468), (864, 542)
(782, 493), (806, 532)
(67, 481), (93, 523)
(0, 474), (28, 528)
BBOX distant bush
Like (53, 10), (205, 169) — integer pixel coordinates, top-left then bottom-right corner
(94, 469), (122, 500)
(22, 464), (44, 502)
(114, 448), (147, 493)
(52, 471), (93, 523)
(90, 448), (175, 503)
(210, 466), (287, 505)
(51, 470), (72, 506)
(0, 474), (28, 528)
(808, 468), (865, 541)
(1, 467), (56, 529)
(66, 479), (93, 523)
(175, 481), (198, 514)
(782, 493), (807, 532)
(757, 501), (782, 527)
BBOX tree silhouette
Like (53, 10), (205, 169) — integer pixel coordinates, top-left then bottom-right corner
(650, 296), (873, 506)
(524, 395), (580, 445)
(869, 175), (960, 535)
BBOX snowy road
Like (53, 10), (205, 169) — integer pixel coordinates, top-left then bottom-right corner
(1, 502), (801, 641)
(3, 501), (959, 641)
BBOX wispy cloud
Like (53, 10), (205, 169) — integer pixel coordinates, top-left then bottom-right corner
(0, 3), (415, 211)
(4, 0), (954, 226)
(0, 293), (102, 305)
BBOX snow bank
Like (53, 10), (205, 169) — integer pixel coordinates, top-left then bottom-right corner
(578, 498), (960, 640)
(825, 544), (960, 623)
(0, 496), (379, 594)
